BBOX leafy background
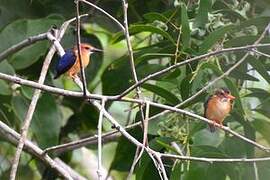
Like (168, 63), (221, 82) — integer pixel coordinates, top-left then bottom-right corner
(1, 0), (270, 179)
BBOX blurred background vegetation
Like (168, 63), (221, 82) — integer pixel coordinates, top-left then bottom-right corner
(1, 0), (270, 179)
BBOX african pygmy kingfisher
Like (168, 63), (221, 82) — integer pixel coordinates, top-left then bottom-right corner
(204, 88), (235, 132)
(54, 43), (102, 79)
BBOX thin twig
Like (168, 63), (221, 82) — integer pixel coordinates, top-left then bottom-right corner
(161, 153), (270, 163)
(121, 0), (149, 175)
(174, 26), (181, 64)
(46, 97), (270, 153)
(252, 49), (270, 58)
(10, 39), (61, 180)
(147, 100), (270, 152)
(0, 120), (73, 179)
(72, 76), (167, 180)
(75, 0), (87, 96)
(0, 68), (269, 153)
(9, 16), (83, 180)
(127, 102), (150, 179)
(118, 43), (270, 98)
(0, 33), (47, 62)
(97, 98), (106, 179)
(154, 152), (168, 180)
(253, 162), (259, 180)
(79, 0), (125, 31)
(139, 22), (270, 130)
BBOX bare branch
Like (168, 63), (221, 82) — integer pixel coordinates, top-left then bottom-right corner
(75, 0), (87, 96)
(0, 70), (269, 153)
(10, 39), (62, 180)
(9, 15), (83, 180)
(0, 120), (79, 179)
(127, 102), (150, 179)
(120, 1), (149, 175)
(161, 153), (270, 163)
(118, 43), (270, 98)
(97, 98), (106, 179)
(252, 49), (270, 58)
(0, 33), (47, 62)
(79, 0), (125, 31)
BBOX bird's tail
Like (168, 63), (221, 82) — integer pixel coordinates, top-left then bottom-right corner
(208, 124), (216, 133)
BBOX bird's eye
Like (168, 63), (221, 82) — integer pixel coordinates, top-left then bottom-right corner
(218, 92), (225, 96)
(84, 47), (90, 50)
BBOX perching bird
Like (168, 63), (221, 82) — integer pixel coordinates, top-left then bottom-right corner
(204, 88), (235, 132)
(54, 43), (102, 79)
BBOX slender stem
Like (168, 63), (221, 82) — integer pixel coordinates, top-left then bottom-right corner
(0, 69), (269, 153)
(253, 162), (259, 180)
(97, 98), (106, 179)
(0, 33), (47, 62)
(79, 0), (124, 31)
(9, 15), (85, 180)
(252, 49), (270, 58)
(118, 43), (270, 98)
(75, 0), (87, 96)
(9, 30), (72, 179)
(0, 120), (79, 179)
(161, 153), (270, 163)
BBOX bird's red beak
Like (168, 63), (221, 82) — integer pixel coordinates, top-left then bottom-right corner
(226, 94), (235, 100)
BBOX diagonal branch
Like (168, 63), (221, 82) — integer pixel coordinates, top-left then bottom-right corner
(0, 120), (79, 179)
(9, 16), (84, 180)
(117, 43), (270, 98)
(79, 0), (124, 31)
(0, 69), (269, 154)
(10, 35), (62, 180)
(0, 33), (48, 62)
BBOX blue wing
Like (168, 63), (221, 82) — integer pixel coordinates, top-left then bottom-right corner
(54, 50), (76, 79)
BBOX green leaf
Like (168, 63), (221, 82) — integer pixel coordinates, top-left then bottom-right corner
(0, 60), (15, 75)
(143, 12), (169, 22)
(170, 161), (182, 180)
(137, 64), (165, 79)
(225, 36), (270, 48)
(12, 94), (61, 148)
(135, 53), (174, 65)
(238, 16), (270, 32)
(0, 80), (11, 95)
(248, 56), (270, 84)
(229, 69), (259, 81)
(20, 86), (34, 100)
(245, 88), (270, 98)
(0, 16), (63, 69)
(181, 3), (190, 48)
(112, 24), (175, 44)
(199, 25), (235, 53)
(142, 83), (180, 105)
(194, 0), (212, 28)
(9, 41), (48, 70)
(110, 128), (140, 171)
(136, 137), (169, 180)
(252, 117), (270, 145)
(102, 58), (132, 95)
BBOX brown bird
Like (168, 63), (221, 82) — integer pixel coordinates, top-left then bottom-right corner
(204, 88), (235, 132)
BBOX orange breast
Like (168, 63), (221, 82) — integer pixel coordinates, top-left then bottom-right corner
(205, 96), (231, 123)
(67, 51), (90, 78)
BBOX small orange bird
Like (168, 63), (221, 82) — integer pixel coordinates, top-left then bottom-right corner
(204, 88), (235, 132)
(54, 43), (102, 79)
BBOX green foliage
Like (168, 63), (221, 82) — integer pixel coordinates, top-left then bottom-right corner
(1, 0), (270, 179)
